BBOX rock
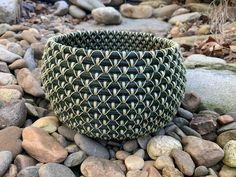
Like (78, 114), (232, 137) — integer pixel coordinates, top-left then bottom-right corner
(223, 140), (236, 167)
(153, 4), (180, 19)
(92, 7), (122, 25)
(31, 116), (59, 133)
(186, 69), (236, 112)
(180, 125), (202, 138)
(81, 156), (125, 177)
(22, 126), (68, 163)
(182, 92), (201, 112)
(134, 149), (145, 159)
(39, 163), (75, 177)
(6, 42), (24, 57)
(0, 88), (22, 102)
(64, 151), (87, 167)
(74, 133), (109, 159)
(218, 122), (236, 134)
(108, 0), (123, 6)
(0, 0), (20, 24)
(202, 132), (217, 141)
(186, 3), (211, 14)
(0, 126), (22, 157)
(172, 8), (190, 17)
(147, 166), (162, 177)
(116, 150), (130, 160)
(194, 166), (209, 176)
(8, 59), (27, 70)
(123, 140), (138, 152)
(16, 68), (44, 97)
(173, 117), (189, 127)
(198, 24), (211, 35)
(21, 30), (38, 44)
(0, 46), (21, 63)
(14, 154), (37, 171)
(52, 132), (68, 147)
(25, 103), (38, 117)
(120, 4), (153, 19)
(0, 61), (10, 73)
(190, 116), (217, 135)
(162, 167), (184, 177)
(0, 99), (27, 127)
(24, 48), (36, 71)
(125, 155), (144, 170)
(17, 166), (39, 177)
(137, 135), (152, 150)
(168, 12), (201, 25)
(3, 164), (17, 177)
(218, 115), (234, 125)
(154, 155), (175, 170)
(113, 160), (126, 173)
(31, 42), (44, 59)
(171, 149), (195, 176)
(58, 125), (76, 141)
(140, 0), (169, 8)
(75, 17), (171, 37)
(177, 108), (193, 120)
(69, 0), (104, 11)
(217, 130), (236, 148)
(0, 24), (11, 36)
(147, 135), (182, 160)
(54, 1), (69, 16)
(219, 165), (236, 177)
(126, 170), (148, 177)
(65, 144), (80, 153)
(0, 72), (17, 86)
(69, 5), (86, 19)
(0, 151), (12, 176)
(182, 136), (224, 167)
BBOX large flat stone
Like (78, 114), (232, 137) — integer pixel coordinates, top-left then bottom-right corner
(75, 18), (171, 36)
(186, 68), (236, 112)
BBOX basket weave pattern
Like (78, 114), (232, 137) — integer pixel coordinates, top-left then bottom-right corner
(41, 31), (186, 140)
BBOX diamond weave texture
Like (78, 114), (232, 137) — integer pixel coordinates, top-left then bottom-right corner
(41, 31), (186, 140)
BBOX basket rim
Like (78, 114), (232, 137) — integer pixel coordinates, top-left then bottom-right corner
(46, 30), (180, 58)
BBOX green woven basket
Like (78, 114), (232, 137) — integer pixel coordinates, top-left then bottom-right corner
(41, 30), (186, 140)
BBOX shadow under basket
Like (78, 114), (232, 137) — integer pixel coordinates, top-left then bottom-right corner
(41, 30), (186, 140)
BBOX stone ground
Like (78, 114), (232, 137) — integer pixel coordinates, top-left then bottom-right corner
(0, 0), (236, 177)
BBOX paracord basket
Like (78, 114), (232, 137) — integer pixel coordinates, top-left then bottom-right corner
(41, 30), (186, 140)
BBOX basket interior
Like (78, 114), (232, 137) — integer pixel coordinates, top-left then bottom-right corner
(54, 31), (173, 52)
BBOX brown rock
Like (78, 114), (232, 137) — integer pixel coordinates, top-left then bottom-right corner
(0, 126), (22, 158)
(219, 165), (236, 177)
(2, 164), (17, 177)
(182, 136), (224, 167)
(147, 166), (162, 177)
(81, 156), (125, 177)
(0, 61), (10, 73)
(143, 161), (155, 171)
(21, 30), (38, 44)
(126, 170), (148, 177)
(120, 4), (153, 19)
(8, 59), (27, 70)
(218, 115), (234, 125)
(0, 72), (17, 86)
(115, 150), (130, 160)
(0, 88), (22, 102)
(162, 167), (184, 177)
(154, 155), (175, 170)
(125, 155), (144, 170)
(217, 130), (236, 148)
(190, 116), (217, 135)
(22, 126), (68, 163)
(182, 92), (201, 112)
(16, 68), (44, 97)
(153, 4), (180, 19)
(31, 116), (59, 133)
(14, 154), (37, 171)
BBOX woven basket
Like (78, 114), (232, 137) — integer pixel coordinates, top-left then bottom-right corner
(41, 30), (186, 140)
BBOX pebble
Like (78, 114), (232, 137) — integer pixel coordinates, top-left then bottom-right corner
(6, 42), (24, 57)
(154, 155), (175, 170)
(52, 132), (69, 147)
(162, 167), (184, 177)
(22, 126), (68, 163)
(64, 151), (87, 167)
(126, 170), (148, 177)
(16, 68), (44, 97)
(81, 156), (125, 177)
(31, 116), (59, 133)
(8, 59), (27, 70)
(21, 30), (38, 44)
(0, 72), (17, 85)
(125, 155), (144, 170)
(142, 160), (154, 171)
(92, 7), (122, 25)
(39, 163), (75, 177)
(217, 122), (236, 134)
(182, 92), (201, 112)
(177, 108), (193, 120)
(208, 168), (218, 177)
(146, 166), (162, 177)
(24, 47), (36, 71)
(113, 160), (127, 173)
(3, 164), (17, 177)
(202, 132), (217, 141)
(69, 5), (86, 19)
(0, 46), (21, 63)
(190, 116), (217, 135)
(74, 133), (109, 159)
(147, 135), (182, 160)
(194, 166), (209, 176)
(137, 135), (152, 150)
(134, 149), (145, 159)
(0, 61), (10, 73)
(173, 117), (189, 127)
(116, 150), (130, 160)
(171, 148), (195, 176)
(217, 130), (236, 148)
(120, 4), (153, 19)
(123, 140), (138, 152)
(180, 125), (202, 138)
(65, 144), (80, 153)
(153, 4), (180, 19)
(69, 0), (104, 11)
(58, 125), (76, 141)
(17, 166), (39, 177)
(223, 140), (236, 167)
(14, 154), (37, 171)
(182, 136), (224, 167)
(219, 165), (236, 177)
(0, 24), (11, 36)
(169, 12), (201, 24)
(0, 88), (22, 102)
(172, 8), (190, 17)
(0, 151), (12, 176)
(25, 102), (39, 117)
(218, 115), (234, 125)
(54, 1), (69, 16)
(31, 42), (44, 59)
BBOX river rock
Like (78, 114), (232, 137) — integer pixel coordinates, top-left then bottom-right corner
(172, 8), (190, 17)
(168, 12), (201, 24)
(153, 4), (180, 19)
(0, 61), (10, 73)
(92, 7), (122, 25)
(147, 135), (182, 160)
(0, 88), (22, 102)
(194, 166), (209, 176)
(120, 4), (153, 19)
(154, 155), (175, 170)
(69, 5), (86, 19)
(14, 154), (37, 171)
(223, 140), (236, 167)
(39, 163), (75, 177)
(126, 170), (148, 177)
(0, 0), (20, 24)
(69, 0), (104, 11)
(31, 116), (59, 133)
(74, 133), (109, 159)
(24, 48), (36, 71)
(21, 30), (38, 44)
(218, 115), (234, 125)
(54, 1), (69, 16)
(125, 155), (144, 170)
(0, 46), (21, 63)
(182, 92), (201, 112)
(58, 125), (76, 141)
(64, 151), (87, 167)
(162, 167), (184, 177)
(116, 150), (130, 160)
(182, 136), (224, 167)
(0, 126), (22, 157)
(0, 72), (17, 86)
(16, 68), (44, 97)
(217, 130), (236, 148)
(6, 42), (24, 57)
(0, 151), (12, 176)
(219, 165), (236, 177)
(0, 24), (11, 36)
(8, 59), (27, 70)
(123, 140), (138, 152)
(17, 166), (39, 177)
(137, 135), (152, 150)
(81, 156), (125, 177)
(3, 164), (17, 177)
(22, 126), (68, 163)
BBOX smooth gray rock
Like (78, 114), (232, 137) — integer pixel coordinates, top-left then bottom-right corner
(74, 133), (109, 159)
(75, 18), (171, 36)
(17, 166), (39, 177)
(24, 48), (36, 71)
(168, 12), (201, 24)
(0, 46), (21, 63)
(0, 151), (12, 176)
(0, 24), (11, 36)
(54, 1), (69, 16)
(0, 0), (20, 24)
(39, 163), (75, 177)
(0, 72), (17, 86)
(58, 125), (76, 141)
(186, 68), (236, 112)
(64, 151), (87, 167)
(69, 0), (104, 11)
(69, 5), (86, 19)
